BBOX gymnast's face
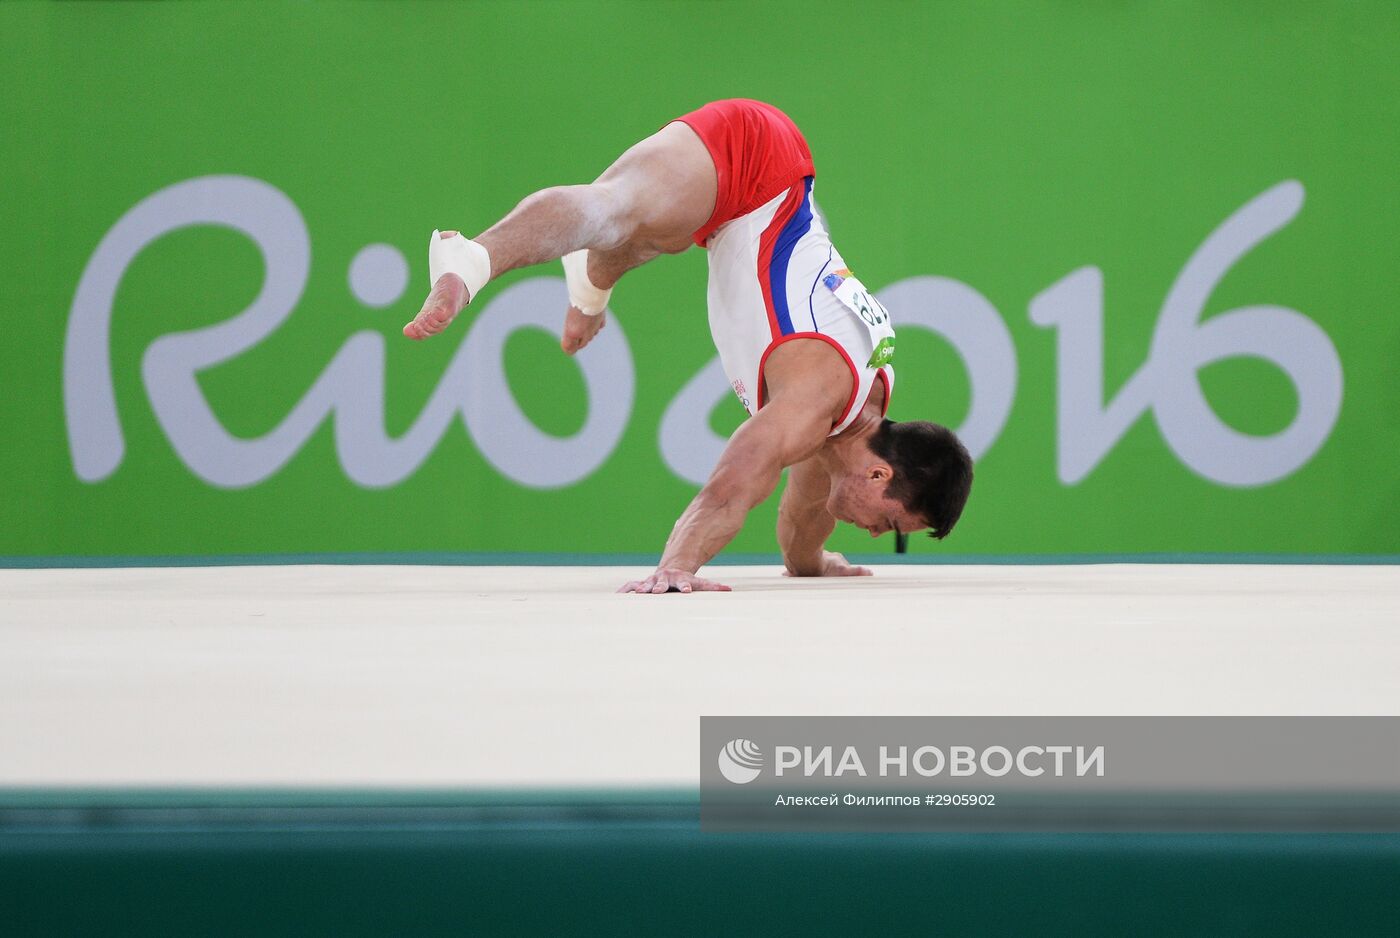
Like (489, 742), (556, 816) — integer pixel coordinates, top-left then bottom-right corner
(826, 465), (926, 538)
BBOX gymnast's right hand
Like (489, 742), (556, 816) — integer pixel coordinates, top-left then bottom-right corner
(617, 567), (732, 594)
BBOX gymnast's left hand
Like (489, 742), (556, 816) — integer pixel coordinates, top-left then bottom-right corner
(783, 551), (873, 578)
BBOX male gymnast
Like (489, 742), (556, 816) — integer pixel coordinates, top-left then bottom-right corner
(405, 99), (973, 593)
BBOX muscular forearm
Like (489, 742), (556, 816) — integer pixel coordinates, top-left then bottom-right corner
(777, 498), (835, 576)
(636, 396), (830, 590)
(658, 486), (759, 573)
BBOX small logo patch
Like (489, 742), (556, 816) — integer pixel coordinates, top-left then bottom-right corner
(822, 267), (854, 292)
(867, 336), (896, 368)
(732, 378), (751, 410)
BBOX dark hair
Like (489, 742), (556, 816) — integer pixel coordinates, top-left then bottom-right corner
(868, 420), (973, 539)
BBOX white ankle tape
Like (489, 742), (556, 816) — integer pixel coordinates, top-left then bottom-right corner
(428, 230), (491, 299)
(561, 250), (610, 316)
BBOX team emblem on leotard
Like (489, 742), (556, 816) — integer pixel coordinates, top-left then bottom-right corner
(822, 268), (853, 291)
(732, 378), (751, 410)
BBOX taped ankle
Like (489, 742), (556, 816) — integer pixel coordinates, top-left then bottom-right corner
(562, 250), (611, 316)
(428, 230), (492, 299)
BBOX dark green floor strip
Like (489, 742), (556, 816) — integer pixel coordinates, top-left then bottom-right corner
(3, 790), (1398, 937)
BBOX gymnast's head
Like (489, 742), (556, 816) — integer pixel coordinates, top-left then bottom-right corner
(826, 419), (974, 540)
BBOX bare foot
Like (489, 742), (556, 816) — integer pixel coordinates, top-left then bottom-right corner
(561, 306), (607, 355)
(404, 272), (469, 340)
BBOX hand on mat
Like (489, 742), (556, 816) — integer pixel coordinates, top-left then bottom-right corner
(561, 305), (607, 355)
(783, 551), (873, 578)
(618, 568), (732, 594)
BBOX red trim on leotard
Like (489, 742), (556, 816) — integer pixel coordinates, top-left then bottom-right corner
(875, 367), (892, 418)
(755, 182), (808, 341)
(755, 333), (861, 432)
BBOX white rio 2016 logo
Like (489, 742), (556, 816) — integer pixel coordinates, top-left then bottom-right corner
(63, 176), (1341, 490)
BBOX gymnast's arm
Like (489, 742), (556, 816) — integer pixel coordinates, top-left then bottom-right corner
(773, 458), (871, 578)
(776, 457), (834, 575)
(617, 394), (835, 594)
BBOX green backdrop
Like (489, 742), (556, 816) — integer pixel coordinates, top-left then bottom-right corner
(3, 0), (1397, 559)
